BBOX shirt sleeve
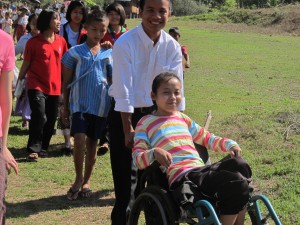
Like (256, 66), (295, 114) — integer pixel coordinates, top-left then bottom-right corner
(2, 35), (15, 71)
(184, 113), (239, 153)
(181, 45), (188, 55)
(15, 36), (27, 55)
(132, 119), (155, 169)
(61, 49), (76, 70)
(110, 40), (135, 112)
(23, 38), (33, 62)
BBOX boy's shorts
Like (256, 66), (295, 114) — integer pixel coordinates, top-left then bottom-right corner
(71, 112), (106, 140)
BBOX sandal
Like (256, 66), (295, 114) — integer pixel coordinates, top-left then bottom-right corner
(97, 143), (109, 156)
(79, 188), (92, 198)
(27, 153), (38, 162)
(67, 187), (80, 200)
(39, 150), (48, 158)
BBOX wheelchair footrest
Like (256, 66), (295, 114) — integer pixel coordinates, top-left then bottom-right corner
(249, 194), (282, 225)
(193, 200), (221, 225)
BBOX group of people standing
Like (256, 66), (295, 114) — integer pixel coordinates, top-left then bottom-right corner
(0, 0), (253, 225)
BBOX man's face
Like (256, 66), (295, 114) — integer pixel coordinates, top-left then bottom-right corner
(140, 0), (170, 40)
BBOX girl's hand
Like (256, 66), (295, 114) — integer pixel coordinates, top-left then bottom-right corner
(153, 147), (173, 167)
(100, 41), (113, 49)
(3, 147), (18, 175)
(229, 146), (242, 158)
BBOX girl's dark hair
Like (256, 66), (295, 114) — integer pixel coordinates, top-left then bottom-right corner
(66, 0), (87, 23)
(37, 9), (57, 33)
(105, 2), (126, 26)
(85, 8), (107, 25)
(152, 72), (181, 94)
(140, 0), (171, 11)
(26, 14), (38, 33)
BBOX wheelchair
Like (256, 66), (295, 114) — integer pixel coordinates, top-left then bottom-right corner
(127, 145), (282, 225)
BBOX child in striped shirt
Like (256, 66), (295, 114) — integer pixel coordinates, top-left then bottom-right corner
(62, 8), (112, 200)
(133, 72), (252, 225)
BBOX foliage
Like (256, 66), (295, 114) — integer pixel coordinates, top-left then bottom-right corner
(172, 0), (208, 16)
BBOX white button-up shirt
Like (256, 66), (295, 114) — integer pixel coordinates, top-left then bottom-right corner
(109, 23), (185, 113)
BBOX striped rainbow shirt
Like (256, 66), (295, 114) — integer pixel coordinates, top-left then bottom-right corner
(132, 112), (239, 186)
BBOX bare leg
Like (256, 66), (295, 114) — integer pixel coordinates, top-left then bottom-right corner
(81, 137), (97, 196)
(234, 208), (246, 225)
(220, 214), (238, 225)
(63, 128), (71, 148)
(71, 133), (86, 190)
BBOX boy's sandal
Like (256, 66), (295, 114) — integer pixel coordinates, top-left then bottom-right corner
(38, 150), (48, 158)
(97, 143), (109, 156)
(67, 188), (80, 200)
(27, 153), (38, 162)
(79, 188), (92, 198)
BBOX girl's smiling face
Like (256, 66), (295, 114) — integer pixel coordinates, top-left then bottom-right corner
(49, 12), (60, 33)
(151, 77), (182, 116)
(107, 10), (121, 26)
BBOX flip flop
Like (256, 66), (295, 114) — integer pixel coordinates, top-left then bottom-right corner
(79, 188), (92, 198)
(27, 153), (38, 162)
(97, 143), (109, 156)
(67, 187), (80, 200)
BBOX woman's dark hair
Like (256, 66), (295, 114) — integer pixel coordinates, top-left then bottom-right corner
(66, 0), (87, 23)
(37, 9), (57, 33)
(105, 2), (126, 26)
(26, 14), (38, 33)
(152, 72), (181, 94)
(139, 0), (170, 11)
(85, 8), (107, 25)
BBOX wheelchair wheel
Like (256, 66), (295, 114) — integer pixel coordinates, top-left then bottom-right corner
(128, 186), (177, 225)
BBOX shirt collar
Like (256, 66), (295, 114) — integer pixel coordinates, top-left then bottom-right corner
(137, 23), (163, 49)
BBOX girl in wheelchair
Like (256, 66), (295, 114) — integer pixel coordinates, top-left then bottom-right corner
(132, 72), (252, 225)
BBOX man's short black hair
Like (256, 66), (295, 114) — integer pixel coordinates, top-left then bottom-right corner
(139, 0), (170, 11)
(169, 27), (180, 35)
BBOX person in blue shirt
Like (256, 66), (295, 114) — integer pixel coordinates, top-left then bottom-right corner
(61, 8), (112, 200)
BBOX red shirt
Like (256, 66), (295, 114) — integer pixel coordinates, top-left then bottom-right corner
(24, 33), (68, 95)
(101, 26), (127, 46)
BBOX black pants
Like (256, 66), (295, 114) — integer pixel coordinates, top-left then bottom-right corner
(109, 103), (153, 225)
(27, 90), (59, 152)
(171, 157), (252, 215)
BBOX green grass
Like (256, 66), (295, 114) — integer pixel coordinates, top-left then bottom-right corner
(6, 18), (300, 224)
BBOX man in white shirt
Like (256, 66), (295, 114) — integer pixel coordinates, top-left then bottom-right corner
(108, 0), (184, 224)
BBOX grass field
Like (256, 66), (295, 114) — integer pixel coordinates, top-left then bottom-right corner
(6, 18), (300, 224)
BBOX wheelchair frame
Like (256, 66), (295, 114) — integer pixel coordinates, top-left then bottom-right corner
(128, 159), (282, 225)
(128, 111), (282, 225)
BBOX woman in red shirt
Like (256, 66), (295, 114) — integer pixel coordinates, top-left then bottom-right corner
(18, 9), (68, 160)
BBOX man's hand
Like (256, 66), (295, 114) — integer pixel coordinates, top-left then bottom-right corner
(153, 147), (173, 168)
(124, 129), (135, 149)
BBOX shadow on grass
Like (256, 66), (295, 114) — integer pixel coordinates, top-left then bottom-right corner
(9, 125), (29, 136)
(6, 189), (115, 219)
(10, 143), (72, 162)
